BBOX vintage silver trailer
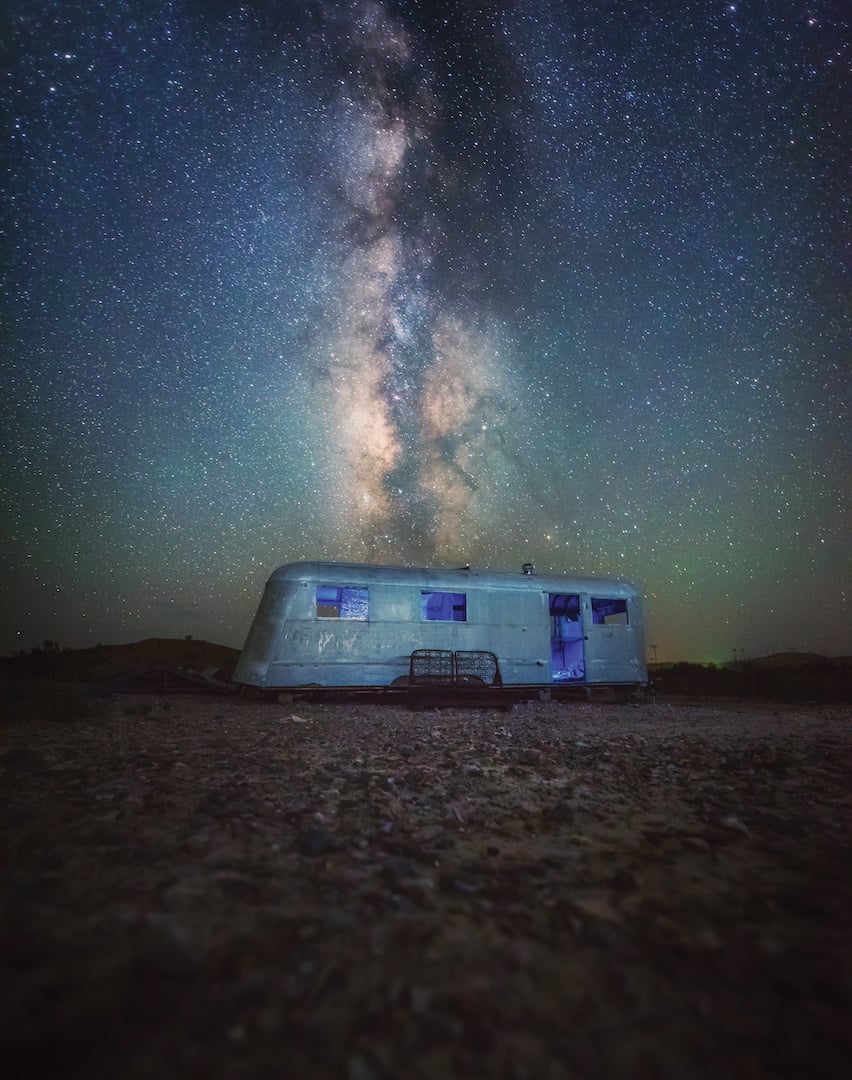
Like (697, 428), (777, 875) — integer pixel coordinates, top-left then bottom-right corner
(234, 561), (648, 694)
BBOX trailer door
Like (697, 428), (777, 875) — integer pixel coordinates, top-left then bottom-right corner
(549, 594), (585, 682)
(584, 596), (638, 682)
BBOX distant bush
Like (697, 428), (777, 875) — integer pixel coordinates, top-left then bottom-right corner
(1, 641), (70, 681)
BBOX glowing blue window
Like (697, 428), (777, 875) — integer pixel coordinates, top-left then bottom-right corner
(316, 586), (368, 619)
(420, 591), (467, 622)
(591, 597), (628, 625)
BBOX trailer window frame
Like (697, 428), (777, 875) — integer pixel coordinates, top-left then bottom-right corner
(420, 591), (467, 622)
(315, 585), (369, 620)
(590, 597), (629, 625)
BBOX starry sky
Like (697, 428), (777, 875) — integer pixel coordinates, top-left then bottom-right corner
(3, 0), (849, 663)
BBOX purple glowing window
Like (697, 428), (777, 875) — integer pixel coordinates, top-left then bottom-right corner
(421, 591), (467, 622)
(316, 586), (368, 619)
(591, 597), (629, 625)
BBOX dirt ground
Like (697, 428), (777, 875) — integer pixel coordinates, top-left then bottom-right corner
(2, 692), (850, 1079)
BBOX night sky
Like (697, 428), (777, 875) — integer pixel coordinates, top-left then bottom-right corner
(3, 0), (849, 663)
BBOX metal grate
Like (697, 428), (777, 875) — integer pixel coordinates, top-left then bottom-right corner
(409, 649), (455, 685)
(409, 649), (501, 687)
(454, 650), (501, 686)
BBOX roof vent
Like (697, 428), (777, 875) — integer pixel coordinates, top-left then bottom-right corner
(521, 562), (534, 575)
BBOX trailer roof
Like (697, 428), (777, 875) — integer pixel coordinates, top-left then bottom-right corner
(268, 561), (641, 597)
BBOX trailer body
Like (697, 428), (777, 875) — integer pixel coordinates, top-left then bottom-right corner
(234, 561), (648, 691)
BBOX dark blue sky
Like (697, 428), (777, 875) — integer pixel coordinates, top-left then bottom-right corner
(3, 0), (849, 661)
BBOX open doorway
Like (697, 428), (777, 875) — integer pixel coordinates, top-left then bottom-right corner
(549, 594), (585, 682)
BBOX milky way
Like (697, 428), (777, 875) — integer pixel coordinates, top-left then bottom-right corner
(2, 0), (849, 661)
(316, 1), (527, 560)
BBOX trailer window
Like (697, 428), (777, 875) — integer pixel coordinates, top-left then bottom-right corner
(420, 591), (467, 622)
(316, 586), (369, 620)
(591, 597), (629, 625)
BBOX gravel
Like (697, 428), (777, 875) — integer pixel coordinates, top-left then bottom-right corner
(2, 693), (850, 1079)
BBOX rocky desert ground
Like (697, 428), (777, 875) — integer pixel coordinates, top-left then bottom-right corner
(2, 688), (850, 1079)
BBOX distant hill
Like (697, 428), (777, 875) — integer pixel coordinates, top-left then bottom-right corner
(748, 652), (852, 669)
(1, 638), (241, 683)
(649, 653), (851, 672)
